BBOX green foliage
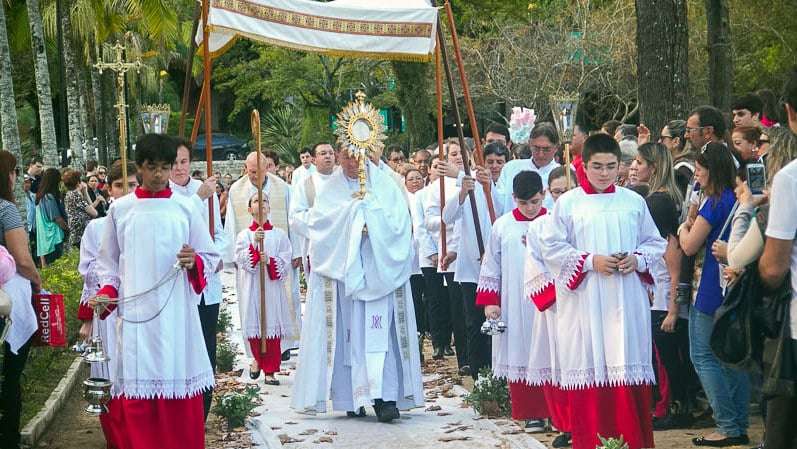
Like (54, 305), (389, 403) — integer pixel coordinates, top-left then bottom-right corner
(464, 368), (511, 417)
(217, 307), (232, 333)
(300, 107), (334, 149)
(597, 435), (630, 449)
(216, 334), (237, 373)
(213, 385), (260, 430)
(261, 105), (302, 166)
(391, 61), (434, 149)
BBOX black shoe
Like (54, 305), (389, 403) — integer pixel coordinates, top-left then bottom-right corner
(551, 432), (572, 448)
(692, 435), (750, 447)
(653, 412), (693, 430)
(376, 401), (399, 423)
(444, 346), (455, 356)
(346, 406), (366, 418)
(458, 365), (471, 376)
(281, 350), (291, 361)
(433, 347), (445, 360)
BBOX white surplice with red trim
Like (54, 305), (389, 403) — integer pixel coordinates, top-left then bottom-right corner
(539, 184), (666, 389)
(475, 208), (546, 383)
(234, 221), (297, 342)
(95, 187), (220, 400)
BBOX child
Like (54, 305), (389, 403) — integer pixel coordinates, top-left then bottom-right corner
(235, 193), (295, 385)
(475, 170), (549, 431)
(524, 166), (576, 448)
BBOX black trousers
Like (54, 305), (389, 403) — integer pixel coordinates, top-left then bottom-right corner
(0, 332), (31, 449)
(460, 282), (491, 379)
(764, 393), (797, 449)
(422, 267), (451, 349)
(409, 274), (427, 335)
(198, 298), (219, 420)
(651, 311), (699, 409)
(447, 275), (468, 368)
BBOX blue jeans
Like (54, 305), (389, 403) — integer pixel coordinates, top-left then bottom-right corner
(689, 307), (750, 437)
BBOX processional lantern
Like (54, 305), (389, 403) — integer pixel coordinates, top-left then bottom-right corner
(549, 94), (580, 189)
(140, 104), (171, 134)
(334, 91), (387, 199)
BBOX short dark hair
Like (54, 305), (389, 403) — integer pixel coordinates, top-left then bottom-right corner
(783, 67), (797, 112)
(514, 143), (532, 159)
(311, 142), (330, 156)
(513, 170), (543, 200)
(27, 157), (43, 167)
(690, 105), (727, 138)
(107, 160), (138, 183)
(262, 150), (279, 165)
(601, 119), (622, 136)
(731, 93), (763, 117)
(85, 159), (98, 172)
(134, 134), (178, 166)
(530, 122), (559, 145)
(583, 133), (621, 162)
(484, 141), (509, 161)
(387, 145), (404, 157)
(548, 165), (576, 187)
(485, 123), (510, 143)
(696, 142), (736, 198)
(62, 169), (82, 190)
(300, 146), (313, 156)
(617, 124), (638, 140)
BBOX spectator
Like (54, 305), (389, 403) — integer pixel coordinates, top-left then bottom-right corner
(618, 139), (638, 186)
(678, 142), (750, 447)
(758, 66), (797, 449)
(614, 123), (639, 143)
(731, 93), (764, 129)
(223, 173), (233, 188)
(731, 126), (763, 165)
(387, 145), (407, 171)
(25, 158), (43, 193)
(284, 164), (295, 184)
(217, 182), (228, 227)
(86, 175), (106, 217)
(514, 143), (531, 160)
(63, 169), (101, 249)
(756, 88), (781, 128)
(191, 170), (204, 181)
(0, 150), (41, 449)
(601, 119), (622, 136)
(484, 123), (511, 149)
(22, 176), (35, 257)
(686, 105), (728, 150)
(658, 119), (695, 196)
(411, 149), (432, 184)
(95, 165), (107, 186)
(34, 168), (67, 265)
(85, 159), (98, 178)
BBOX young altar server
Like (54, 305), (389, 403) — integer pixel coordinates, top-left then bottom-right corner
(524, 166), (576, 448)
(235, 193), (296, 385)
(539, 133), (666, 449)
(94, 134), (220, 449)
(475, 170), (549, 431)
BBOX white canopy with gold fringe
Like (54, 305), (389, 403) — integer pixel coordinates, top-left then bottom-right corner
(196, 0), (438, 61)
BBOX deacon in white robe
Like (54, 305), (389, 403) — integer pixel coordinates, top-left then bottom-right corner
(291, 154), (423, 422)
(539, 134), (666, 449)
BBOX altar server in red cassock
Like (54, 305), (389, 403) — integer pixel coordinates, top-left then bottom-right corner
(94, 134), (220, 449)
(476, 170), (552, 431)
(235, 193), (296, 385)
(539, 134), (666, 449)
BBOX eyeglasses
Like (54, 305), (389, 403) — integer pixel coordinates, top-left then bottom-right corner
(530, 145), (555, 153)
(389, 156), (406, 163)
(685, 126), (704, 134)
(659, 134), (674, 140)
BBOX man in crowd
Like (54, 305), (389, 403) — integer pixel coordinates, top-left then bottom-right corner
(485, 123), (511, 150)
(731, 93), (764, 129)
(291, 148), (423, 422)
(686, 105), (727, 150)
(169, 140), (229, 419)
(387, 145), (407, 172)
(292, 147), (316, 189)
(484, 142), (509, 186)
(26, 158), (43, 193)
(412, 149), (432, 184)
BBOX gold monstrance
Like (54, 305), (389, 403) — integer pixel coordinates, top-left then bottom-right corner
(334, 91), (387, 199)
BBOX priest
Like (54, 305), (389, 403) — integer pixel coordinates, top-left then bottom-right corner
(291, 149), (424, 422)
(539, 133), (666, 449)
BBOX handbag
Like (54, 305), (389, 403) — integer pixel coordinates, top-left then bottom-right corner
(32, 292), (67, 347)
(763, 301), (797, 398)
(35, 202), (64, 257)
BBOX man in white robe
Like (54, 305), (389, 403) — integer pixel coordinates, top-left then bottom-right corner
(291, 149), (423, 422)
(540, 134), (666, 449)
(290, 143), (335, 272)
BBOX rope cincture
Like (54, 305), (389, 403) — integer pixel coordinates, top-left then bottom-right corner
(91, 262), (185, 324)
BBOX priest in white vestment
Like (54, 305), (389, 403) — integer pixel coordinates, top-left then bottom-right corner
(539, 134), (666, 449)
(291, 150), (423, 422)
(495, 123), (561, 211)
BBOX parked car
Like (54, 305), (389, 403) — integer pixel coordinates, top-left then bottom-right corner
(193, 133), (249, 161)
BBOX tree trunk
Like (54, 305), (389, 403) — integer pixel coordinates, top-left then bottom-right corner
(0, 0), (27, 216)
(61, 12), (84, 169)
(90, 41), (107, 164)
(392, 61), (435, 150)
(26, 0), (59, 167)
(635, 0), (690, 138)
(705, 0), (733, 111)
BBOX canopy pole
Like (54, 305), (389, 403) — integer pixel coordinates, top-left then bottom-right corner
(251, 110), (268, 356)
(189, 80), (206, 145)
(202, 0), (215, 238)
(178, 1), (201, 138)
(434, 45), (447, 262)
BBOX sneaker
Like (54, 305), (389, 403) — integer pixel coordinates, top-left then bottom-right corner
(281, 350), (291, 361)
(524, 419), (546, 433)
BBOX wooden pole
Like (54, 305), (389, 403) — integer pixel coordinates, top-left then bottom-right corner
(201, 0), (215, 239)
(437, 26), (485, 256)
(564, 143), (572, 190)
(434, 45), (447, 261)
(178, 1), (201, 138)
(442, 1), (495, 223)
(251, 110), (268, 355)
(189, 80), (206, 145)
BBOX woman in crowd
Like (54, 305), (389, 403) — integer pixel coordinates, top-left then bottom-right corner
(86, 175), (106, 217)
(217, 182), (228, 227)
(0, 150), (42, 449)
(35, 168), (67, 265)
(731, 126), (762, 165)
(678, 142), (750, 447)
(63, 170), (101, 249)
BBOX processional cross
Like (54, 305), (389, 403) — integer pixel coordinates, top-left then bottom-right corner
(94, 42), (143, 194)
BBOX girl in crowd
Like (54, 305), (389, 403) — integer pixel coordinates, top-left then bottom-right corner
(35, 168), (67, 265)
(63, 170), (102, 249)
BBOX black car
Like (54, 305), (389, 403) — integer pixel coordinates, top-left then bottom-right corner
(193, 133), (249, 161)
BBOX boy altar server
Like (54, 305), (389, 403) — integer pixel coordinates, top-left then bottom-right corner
(95, 134), (220, 449)
(540, 134), (666, 449)
(475, 170), (550, 431)
(235, 193), (297, 385)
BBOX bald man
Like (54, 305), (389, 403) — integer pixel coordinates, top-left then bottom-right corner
(224, 151), (302, 362)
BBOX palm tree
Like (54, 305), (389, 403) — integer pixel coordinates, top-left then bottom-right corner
(26, 0), (59, 167)
(61, 9), (85, 168)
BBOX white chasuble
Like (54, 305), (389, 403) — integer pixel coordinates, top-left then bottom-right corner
(539, 186), (666, 389)
(291, 162), (423, 414)
(96, 191), (220, 399)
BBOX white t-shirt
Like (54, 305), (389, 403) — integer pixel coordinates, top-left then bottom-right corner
(765, 158), (797, 340)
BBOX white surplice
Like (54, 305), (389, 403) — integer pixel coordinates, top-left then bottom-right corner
(539, 186), (666, 389)
(291, 162), (423, 414)
(421, 177), (459, 272)
(96, 191), (220, 399)
(234, 225), (297, 342)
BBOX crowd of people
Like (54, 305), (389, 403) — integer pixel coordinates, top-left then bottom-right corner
(0, 68), (796, 449)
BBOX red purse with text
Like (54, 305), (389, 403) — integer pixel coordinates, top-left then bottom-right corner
(32, 292), (67, 347)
